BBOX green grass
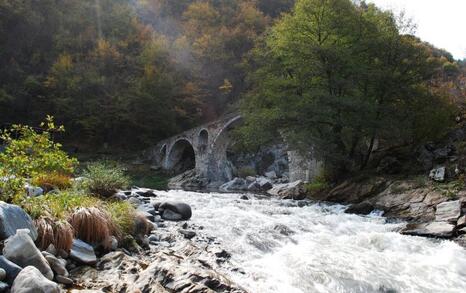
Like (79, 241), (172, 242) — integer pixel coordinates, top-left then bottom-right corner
(126, 165), (169, 190)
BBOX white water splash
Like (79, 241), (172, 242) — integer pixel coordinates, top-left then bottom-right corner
(155, 190), (466, 293)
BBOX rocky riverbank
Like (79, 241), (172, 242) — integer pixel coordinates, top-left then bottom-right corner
(0, 187), (247, 292)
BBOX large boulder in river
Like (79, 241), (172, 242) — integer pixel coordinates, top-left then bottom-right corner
(268, 180), (306, 200)
(3, 229), (53, 280)
(11, 266), (60, 293)
(402, 221), (456, 238)
(159, 202), (192, 221)
(0, 202), (37, 241)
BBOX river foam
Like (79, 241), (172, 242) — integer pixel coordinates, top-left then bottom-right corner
(155, 190), (466, 293)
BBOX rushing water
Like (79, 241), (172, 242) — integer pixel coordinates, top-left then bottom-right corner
(155, 190), (466, 293)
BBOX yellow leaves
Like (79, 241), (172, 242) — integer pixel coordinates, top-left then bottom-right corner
(219, 79), (233, 94)
(95, 39), (121, 60)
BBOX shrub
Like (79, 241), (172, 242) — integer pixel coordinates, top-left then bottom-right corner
(0, 116), (77, 179)
(34, 217), (74, 252)
(305, 174), (329, 196)
(83, 161), (130, 197)
(0, 169), (25, 202)
(238, 166), (256, 178)
(32, 172), (72, 192)
(68, 207), (112, 247)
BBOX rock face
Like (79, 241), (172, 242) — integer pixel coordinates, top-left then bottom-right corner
(220, 178), (248, 192)
(345, 202), (376, 215)
(159, 202), (192, 221)
(435, 200), (461, 223)
(11, 266), (60, 293)
(0, 256), (22, 285)
(429, 166), (446, 182)
(0, 202), (37, 241)
(3, 229), (53, 280)
(267, 180), (306, 200)
(70, 239), (97, 265)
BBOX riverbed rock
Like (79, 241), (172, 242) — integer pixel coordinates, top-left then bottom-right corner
(0, 282), (8, 292)
(0, 256), (22, 285)
(457, 215), (466, 228)
(220, 178), (248, 191)
(268, 180), (306, 200)
(11, 266), (60, 293)
(42, 252), (68, 277)
(429, 166), (446, 182)
(70, 239), (97, 265)
(159, 202), (192, 221)
(0, 202), (37, 241)
(345, 202), (376, 215)
(3, 229), (54, 280)
(402, 222), (456, 238)
(435, 200), (461, 223)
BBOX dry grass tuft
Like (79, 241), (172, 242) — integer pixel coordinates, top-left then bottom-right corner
(68, 207), (112, 247)
(34, 217), (74, 252)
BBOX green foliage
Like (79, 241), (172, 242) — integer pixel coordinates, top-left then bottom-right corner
(240, 0), (457, 176)
(0, 116), (77, 177)
(0, 116), (77, 200)
(20, 190), (101, 220)
(305, 174), (329, 196)
(105, 201), (136, 236)
(83, 161), (130, 197)
(238, 167), (257, 178)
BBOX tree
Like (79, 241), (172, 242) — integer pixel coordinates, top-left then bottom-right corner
(240, 0), (455, 176)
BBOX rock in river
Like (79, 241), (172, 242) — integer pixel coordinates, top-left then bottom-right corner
(435, 200), (461, 223)
(268, 180), (306, 200)
(11, 266), (60, 293)
(159, 202), (192, 221)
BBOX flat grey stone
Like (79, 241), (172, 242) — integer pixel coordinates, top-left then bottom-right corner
(435, 200), (461, 223)
(70, 239), (97, 265)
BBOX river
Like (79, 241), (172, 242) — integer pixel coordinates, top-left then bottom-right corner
(154, 189), (466, 293)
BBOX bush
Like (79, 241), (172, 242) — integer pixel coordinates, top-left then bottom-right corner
(0, 116), (77, 200)
(305, 174), (329, 196)
(83, 161), (130, 197)
(0, 116), (77, 178)
(32, 172), (72, 192)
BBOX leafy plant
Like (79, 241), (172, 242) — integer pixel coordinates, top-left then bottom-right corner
(305, 174), (329, 196)
(83, 160), (130, 197)
(32, 172), (72, 192)
(0, 116), (77, 178)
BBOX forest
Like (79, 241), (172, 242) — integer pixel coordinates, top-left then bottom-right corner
(0, 0), (465, 164)
(0, 0), (294, 150)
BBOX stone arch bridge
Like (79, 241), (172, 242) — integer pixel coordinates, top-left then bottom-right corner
(144, 113), (320, 186)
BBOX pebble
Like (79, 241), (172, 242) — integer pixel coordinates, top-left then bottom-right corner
(179, 229), (196, 239)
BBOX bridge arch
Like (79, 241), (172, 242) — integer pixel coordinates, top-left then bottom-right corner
(198, 129), (209, 152)
(166, 138), (196, 174)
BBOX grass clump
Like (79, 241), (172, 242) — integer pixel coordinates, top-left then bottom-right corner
(68, 207), (113, 247)
(83, 161), (130, 197)
(34, 217), (74, 252)
(105, 201), (137, 237)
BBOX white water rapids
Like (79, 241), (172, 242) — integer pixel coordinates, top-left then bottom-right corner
(155, 190), (466, 293)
